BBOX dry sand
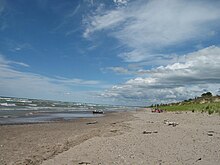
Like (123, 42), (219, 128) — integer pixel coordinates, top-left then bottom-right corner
(1, 109), (220, 165)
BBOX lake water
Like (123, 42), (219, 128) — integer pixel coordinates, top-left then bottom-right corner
(0, 106), (136, 125)
(0, 110), (104, 125)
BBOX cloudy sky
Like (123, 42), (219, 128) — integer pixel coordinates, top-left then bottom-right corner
(0, 0), (220, 106)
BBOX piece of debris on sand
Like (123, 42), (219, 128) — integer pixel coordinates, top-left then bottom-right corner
(207, 131), (215, 136)
(78, 161), (91, 165)
(86, 121), (98, 125)
(163, 120), (179, 127)
(143, 130), (158, 134)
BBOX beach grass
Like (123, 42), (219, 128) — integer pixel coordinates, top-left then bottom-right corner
(158, 102), (220, 114)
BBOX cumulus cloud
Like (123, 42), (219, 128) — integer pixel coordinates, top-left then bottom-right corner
(84, 0), (220, 62)
(101, 46), (220, 105)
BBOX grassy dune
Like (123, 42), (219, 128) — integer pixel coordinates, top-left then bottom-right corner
(159, 102), (220, 114)
(156, 92), (220, 114)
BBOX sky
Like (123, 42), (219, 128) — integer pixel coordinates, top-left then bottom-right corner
(0, 0), (220, 106)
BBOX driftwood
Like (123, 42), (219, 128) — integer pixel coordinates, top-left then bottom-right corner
(86, 121), (98, 125)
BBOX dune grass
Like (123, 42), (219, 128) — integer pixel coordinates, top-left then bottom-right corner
(158, 102), (220, 114)
(153, 92), (220, 115)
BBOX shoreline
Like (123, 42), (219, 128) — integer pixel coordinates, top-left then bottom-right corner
(0, 110), (135, 165)
(1, 109), (220, 164)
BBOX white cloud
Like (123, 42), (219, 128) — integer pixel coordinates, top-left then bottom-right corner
(113, 0), (129, 6)
(83, 9), (127, 38)
(101, 46), (220, 105)
(54, 76), (100, 86)
(67, 4), (80, 18)
(84, 0), (220, 62)
(0, 55), (29, 67)
(104, 66), (129, 74)
(118, 50), (147, 62)
(0, 55), (105, 103)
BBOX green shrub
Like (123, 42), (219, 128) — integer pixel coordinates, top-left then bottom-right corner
(205, 105), (210, 110)
(208, 109), (214, 115)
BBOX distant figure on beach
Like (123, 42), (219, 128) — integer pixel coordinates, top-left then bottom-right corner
(151, 108), (163, 113)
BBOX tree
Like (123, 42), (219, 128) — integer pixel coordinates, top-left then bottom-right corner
(201, 92), (212, 97)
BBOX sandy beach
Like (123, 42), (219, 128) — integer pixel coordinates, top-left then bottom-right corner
(1, 109), (220, 165)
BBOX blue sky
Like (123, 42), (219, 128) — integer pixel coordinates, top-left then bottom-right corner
(1, 0), (220, 106)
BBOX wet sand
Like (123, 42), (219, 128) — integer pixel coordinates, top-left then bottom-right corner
(1, 109), (220, 165)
